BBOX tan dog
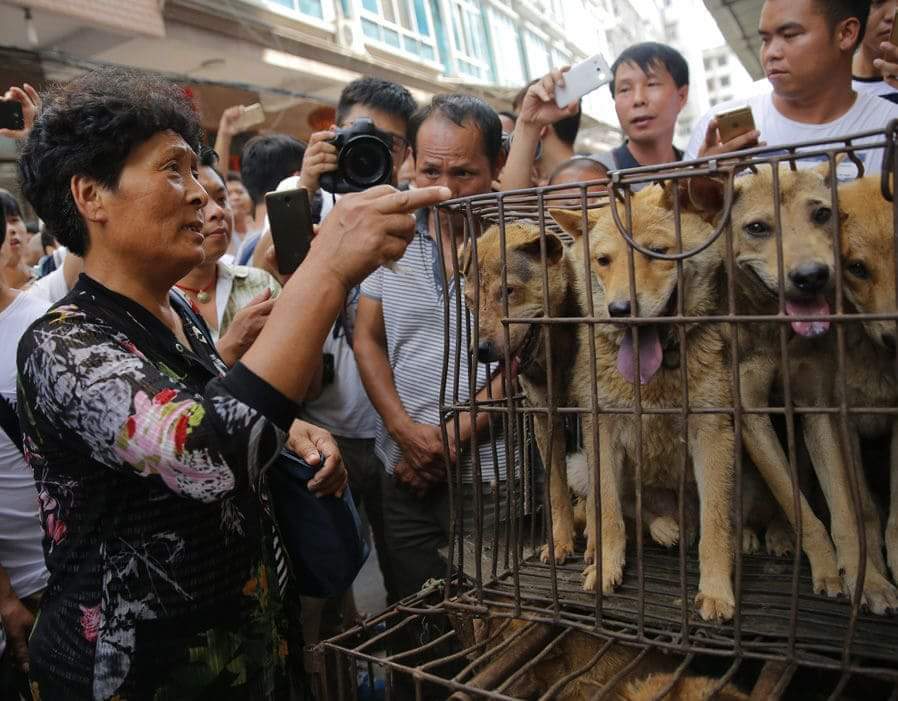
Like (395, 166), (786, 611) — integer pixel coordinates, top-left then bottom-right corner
(687, 165), (898, 613)
(551, 182), (737, 623)
(456, 612), (748, 700)
(838, 175), (898, 589)
(459, 222), (581, 564)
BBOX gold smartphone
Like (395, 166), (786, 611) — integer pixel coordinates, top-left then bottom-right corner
(890, 8), (898, 46)
(715, 106), (756, 143)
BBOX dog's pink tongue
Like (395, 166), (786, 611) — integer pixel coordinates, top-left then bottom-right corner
(785, 296), (831, 337)
(617, 327), (663, 385)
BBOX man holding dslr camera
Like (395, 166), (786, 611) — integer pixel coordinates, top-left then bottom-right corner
(295, 77), (417, 611)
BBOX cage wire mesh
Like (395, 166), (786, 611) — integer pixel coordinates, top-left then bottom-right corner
(317, 123), (898, 700)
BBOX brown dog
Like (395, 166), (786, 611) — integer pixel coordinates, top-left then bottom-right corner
(686, 165), (898, 613)
(459, 222), (581, 564)
(552, 182), (737, 623)
(838, 175), (898, 592)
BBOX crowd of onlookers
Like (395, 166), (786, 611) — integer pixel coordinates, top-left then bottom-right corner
(1, 1), (897, 699)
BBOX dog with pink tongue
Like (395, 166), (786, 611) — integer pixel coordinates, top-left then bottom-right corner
(551, 178), (738, 624)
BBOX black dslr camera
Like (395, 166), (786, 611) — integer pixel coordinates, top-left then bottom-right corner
(319, 118), (394, 194)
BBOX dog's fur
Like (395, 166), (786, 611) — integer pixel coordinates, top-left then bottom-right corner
(459, 612), (748, 700)
(687, 166), (898, 613)
(459, 222), (581, 564)
(552, 182), (737, 623)
(838, 175), (898, 595)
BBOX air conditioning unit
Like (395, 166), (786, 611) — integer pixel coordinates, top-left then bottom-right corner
(335, 15), (367, 55)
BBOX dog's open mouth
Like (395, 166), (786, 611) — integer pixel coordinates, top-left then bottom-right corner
(784, 294), (831, 338)
(617, 289), (678, 386)
(509, 324), (541, 373)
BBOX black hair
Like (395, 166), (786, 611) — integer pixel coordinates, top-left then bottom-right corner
(198, 147), (225, 187)
(814, 0), (870, 49)
(548, 156), (609, 185)
(498, 110), (518, 123)
(336, 77), (417, 127)
(40, 227), (56, 251)
(408, 94), (503, 165)
(239, 134), (305, 208)
(18, 66), (203, 257)
(610, 42), (690, 97)
(511, 79), (581, 145)
(226, 170), (243, 182)
(0, 190), (23, 221)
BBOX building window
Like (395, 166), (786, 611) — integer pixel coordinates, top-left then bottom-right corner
(450, 0), (492, 80)
(718, 54), (728, 67)
(360, 0), (438, 62)
(263, 0), (324, 19)
(486, 7), (525, 87)
(720, 75), (731, 88)
(523, 30), (550, 80)
(706, 78), (715, 91)
(703, 57), (712, 71)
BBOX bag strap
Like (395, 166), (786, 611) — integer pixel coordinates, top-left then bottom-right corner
(0, 394), (23, 454)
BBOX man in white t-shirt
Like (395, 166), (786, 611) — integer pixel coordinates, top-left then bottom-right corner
(0, 247), (49, 694)
(852, 0), (898, 104)
(687, 0), (898, 176)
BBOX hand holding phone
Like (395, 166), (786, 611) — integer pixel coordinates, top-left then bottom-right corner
(0, 101), (24, 132)
(233, 103), (265, 132)
(555, 54), (612, 108)
(0, 84), (40, 140)
(266, 188), (313, 276)
(715, 106), (756, 143)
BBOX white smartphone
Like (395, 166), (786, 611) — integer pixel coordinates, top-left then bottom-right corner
(555, 54), (612, 108)
(233, 103), (266, 131)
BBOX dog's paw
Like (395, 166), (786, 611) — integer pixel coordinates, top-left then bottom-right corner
(583, 542), (595, 566)
(540, 539), (574, 565)
(649, 516), (680, 548)
(765, 523), (794, 557)
(742, 528), (761, 555)
(581, 549), (625, 594)
(695, 580), (735, 623)
(843, 566), (898, 616)
(808, 547), (843, 598)
(886, 521), (898, 585)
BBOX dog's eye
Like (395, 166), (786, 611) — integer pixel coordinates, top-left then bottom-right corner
(847, 260), (870, 280)
(504, 286), (515, 298)
(743, 221), (771, 237)
(648, 246), (669, 257)
(596, 256), (611, 267)
(812, 206), (832, 225)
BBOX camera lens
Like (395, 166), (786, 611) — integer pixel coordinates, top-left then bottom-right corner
(341, 136), (393, 189)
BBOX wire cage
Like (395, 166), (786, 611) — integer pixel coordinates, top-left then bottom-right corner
(318, 123), (898, 699)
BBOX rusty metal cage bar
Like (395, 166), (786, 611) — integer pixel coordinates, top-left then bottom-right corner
(318, 123), (898, 699)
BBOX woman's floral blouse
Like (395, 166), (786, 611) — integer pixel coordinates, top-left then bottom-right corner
(17, 275), (297, 700)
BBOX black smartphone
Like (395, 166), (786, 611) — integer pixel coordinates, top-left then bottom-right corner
(265, 187), (313, 276)
(0, 101), (24, 131)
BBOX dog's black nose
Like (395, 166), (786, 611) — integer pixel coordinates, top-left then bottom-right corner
(477, 341), (500, 363)
(789, 263), (830, 292)
(883, 332), (897, 355)
(608, 300), (632, 318)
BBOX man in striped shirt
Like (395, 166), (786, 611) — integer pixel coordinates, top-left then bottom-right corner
(355, 94), (508, 602)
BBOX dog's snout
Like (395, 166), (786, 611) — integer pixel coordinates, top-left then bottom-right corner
(883, 332), (897, 355)
(789, 263), (830, 293)
(477, 341), (500, 364)
(608, 300), (633, 318)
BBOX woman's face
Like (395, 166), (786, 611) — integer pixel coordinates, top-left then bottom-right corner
(2, 212), (26, 266)
(227, 179), (252, 219)
(91, 130), (207, 278)
(198, 166), (232, 264)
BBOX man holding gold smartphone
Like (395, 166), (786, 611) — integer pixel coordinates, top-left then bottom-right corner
(687, 0), (898, 177)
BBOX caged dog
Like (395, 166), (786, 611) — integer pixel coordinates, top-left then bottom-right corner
(551, 180), (737, 623)
(684, 166), (898, 614)
(836, 175), (898, 593)
(458, 221), (583, 565)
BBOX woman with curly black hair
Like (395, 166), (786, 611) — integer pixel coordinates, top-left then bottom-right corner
(16, 66), (448, 700)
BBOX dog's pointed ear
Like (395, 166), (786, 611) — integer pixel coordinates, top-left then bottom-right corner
(548, 208), (600, 240)
(514, 231), (564, 265)
(661, 177), (726, 221)
(457, 237), (472, 277)
(814, 153), (849, 187)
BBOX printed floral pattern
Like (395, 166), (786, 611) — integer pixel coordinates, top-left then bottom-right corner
(17, 276), (292, 700)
